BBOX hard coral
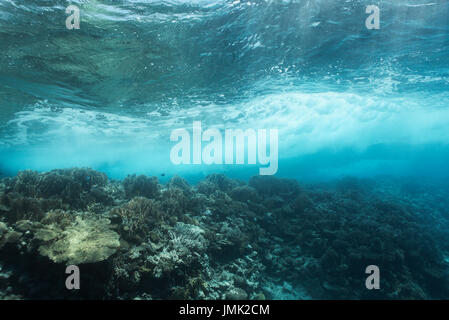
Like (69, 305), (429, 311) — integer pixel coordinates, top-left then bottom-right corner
(4, 168), (110, 212)
(1, 170), (449, 300)
(249, 175), (300, 200)
(36, 214), (120, 265)
(111, 197), (161, 242)
(196, 174), (241, 196)
(123, 174), (160, 199)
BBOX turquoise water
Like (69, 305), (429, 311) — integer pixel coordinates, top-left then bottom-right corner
(1, 0), (449, 181)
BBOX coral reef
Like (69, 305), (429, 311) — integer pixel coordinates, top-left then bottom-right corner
(111, 197), (162, 243)
(1, 169), (449, 299)
(123, 174), (160, 199)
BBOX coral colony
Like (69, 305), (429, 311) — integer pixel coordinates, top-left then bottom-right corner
(1, 169), (449, 299)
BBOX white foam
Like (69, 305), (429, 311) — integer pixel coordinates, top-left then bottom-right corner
(2, 89), (449, 178)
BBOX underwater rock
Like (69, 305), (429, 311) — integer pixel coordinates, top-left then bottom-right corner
(36, 214), (120, 265)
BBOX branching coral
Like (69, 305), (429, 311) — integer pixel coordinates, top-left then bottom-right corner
(145, 222), (208, 278)
(2, 168), (111, 216)
(123, 174), (160, 199)
(196, 174), (242, 196)
(110, 197), (162, 242)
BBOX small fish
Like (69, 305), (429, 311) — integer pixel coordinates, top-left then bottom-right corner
(161, 173), (165, 177)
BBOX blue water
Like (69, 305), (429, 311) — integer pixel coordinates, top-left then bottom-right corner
(1, 0), (449, 182)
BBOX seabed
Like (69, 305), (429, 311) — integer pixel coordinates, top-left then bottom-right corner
(1, 168), (449, 299)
